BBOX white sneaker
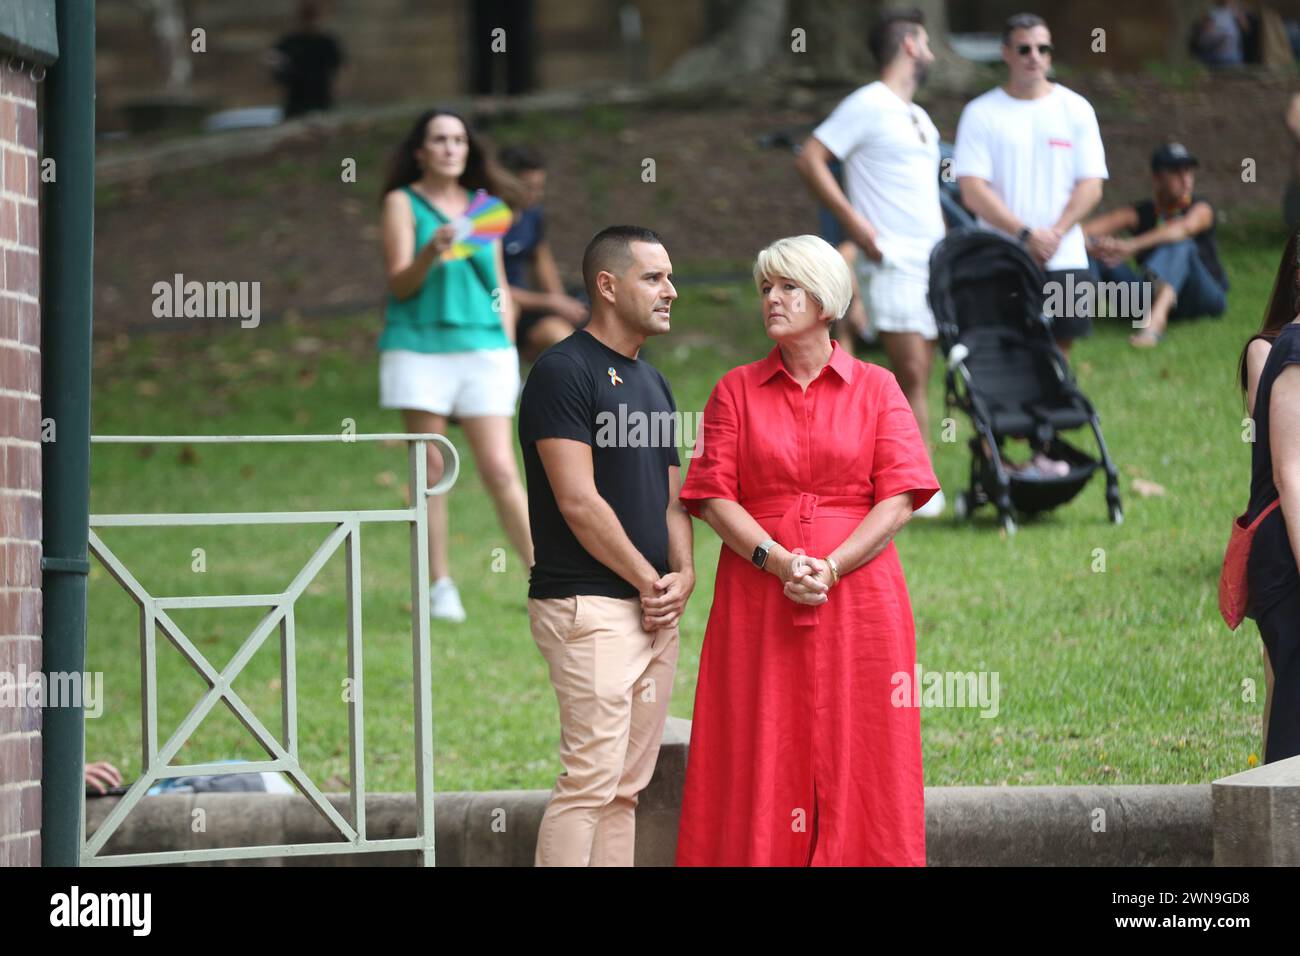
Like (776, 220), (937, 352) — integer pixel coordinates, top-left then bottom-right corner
(430, 577), (466, 622)
(915, 489), (946, 518)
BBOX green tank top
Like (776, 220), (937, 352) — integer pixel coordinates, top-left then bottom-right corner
(379, 185), (511, 354)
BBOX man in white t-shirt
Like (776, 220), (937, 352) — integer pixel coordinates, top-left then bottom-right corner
(953, 12), (1108, 359)
(796, 6), (947, 517)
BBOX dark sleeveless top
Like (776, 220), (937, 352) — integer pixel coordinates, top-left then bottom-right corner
(1132, 194), (1228, 289)
(1247, 321), (1300, 619)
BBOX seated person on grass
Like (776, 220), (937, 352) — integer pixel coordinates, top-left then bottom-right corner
(1083, 142), (1228, 348)
(498, 145), (589, 362)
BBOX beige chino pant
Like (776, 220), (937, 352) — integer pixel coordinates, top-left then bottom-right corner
(528, 594), (679, 867)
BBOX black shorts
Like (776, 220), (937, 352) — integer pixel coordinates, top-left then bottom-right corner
(518, 308), (589, 350)
(516, 309), (551, 347)
(1043, 268), (1094, 341)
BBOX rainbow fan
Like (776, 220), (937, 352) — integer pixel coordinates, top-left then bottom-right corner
(444, 191), (513, 260)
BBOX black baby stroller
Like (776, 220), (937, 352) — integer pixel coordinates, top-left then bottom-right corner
(927, 229), (1122, 534)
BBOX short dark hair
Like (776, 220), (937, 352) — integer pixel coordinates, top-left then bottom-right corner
(1003, 12), (1048, 45)
(582, 225), (665, 297)
(498, 144), (545, 173)
(868, 7), (925, 67)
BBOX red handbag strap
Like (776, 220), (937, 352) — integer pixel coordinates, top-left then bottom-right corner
(1244, 497), (1282, 532)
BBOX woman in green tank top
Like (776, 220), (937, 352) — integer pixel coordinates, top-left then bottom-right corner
(378, 109), (534, 621)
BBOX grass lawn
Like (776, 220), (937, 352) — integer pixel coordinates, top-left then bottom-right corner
(84, 214), (1285, 793)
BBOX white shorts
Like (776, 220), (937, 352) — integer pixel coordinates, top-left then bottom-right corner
(856, 248), (937, 340)
(379, 347), (520, 418)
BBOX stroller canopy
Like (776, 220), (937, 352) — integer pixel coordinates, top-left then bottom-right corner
(928, 228), (1049, 351)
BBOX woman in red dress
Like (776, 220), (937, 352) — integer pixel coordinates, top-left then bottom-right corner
(675, 235), (939, 866)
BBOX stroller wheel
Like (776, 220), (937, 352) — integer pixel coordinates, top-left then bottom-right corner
(1001, 514), (1017, 535)
(953, 491), (969, 520)
(1109, 502), (1124, 525)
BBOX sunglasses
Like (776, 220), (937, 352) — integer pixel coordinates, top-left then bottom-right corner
(910, 110), (926, 144)
(1016, 43), (1054, 56)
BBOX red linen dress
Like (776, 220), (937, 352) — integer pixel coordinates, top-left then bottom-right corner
(675, 340), (939, 866)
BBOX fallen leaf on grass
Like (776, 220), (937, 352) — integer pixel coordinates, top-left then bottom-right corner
(1131, 478), (1165, 498)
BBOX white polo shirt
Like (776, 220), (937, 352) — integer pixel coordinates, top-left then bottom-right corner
(952, 83), (1108, 272)
(812, 80), (945, 276)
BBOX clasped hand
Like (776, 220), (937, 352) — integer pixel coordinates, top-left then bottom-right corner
(781, 553), (836, 606)
(1027, 227), (1063, 267)
(1088, 234), (1131, 269)
(640, 571), (693, 633)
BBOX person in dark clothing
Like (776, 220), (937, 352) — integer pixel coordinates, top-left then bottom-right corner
(518, 225), (693, 865)
(1238, 262), (1295, 761)
(497, 146), (590, 362)
(1083, 142), (1228, 348)
(268, 0), (344, 118)
(1241, 231), (1300, 764)
(1191, 1), (1252, 66)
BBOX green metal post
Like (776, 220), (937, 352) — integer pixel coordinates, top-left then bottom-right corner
(40, 0), (95, 867)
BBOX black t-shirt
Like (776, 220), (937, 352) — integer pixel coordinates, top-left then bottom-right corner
(1247, 321), (1300, 619)
(518, 330), (681, 599)
(1132, 194), (1228, 289)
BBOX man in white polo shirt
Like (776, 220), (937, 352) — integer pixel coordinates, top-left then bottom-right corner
(796, 6), (947, 517)
(954, 11), (1108, 359)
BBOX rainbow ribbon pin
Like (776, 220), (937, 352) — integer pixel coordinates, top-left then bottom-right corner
(607, 367), (623, 386)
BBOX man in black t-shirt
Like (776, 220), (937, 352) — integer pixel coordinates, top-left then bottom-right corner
(517, 225), (693, 866)
(1083, 142), (1229, 348)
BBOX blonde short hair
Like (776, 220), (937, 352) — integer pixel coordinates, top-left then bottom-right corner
(752, 234), (853, 322)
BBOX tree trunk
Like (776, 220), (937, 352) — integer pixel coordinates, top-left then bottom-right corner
(1164, 0), (1203, 66)
(659, 0), (791, 88)
(660, 0), (977, 91)
(791, 0), (976, 86)
(792, 0), (873, 80)
(910, 0), (978, 90)
(135, 0), (192, 93)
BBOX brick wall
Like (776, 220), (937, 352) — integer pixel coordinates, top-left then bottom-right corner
(0, 63), (43, 868)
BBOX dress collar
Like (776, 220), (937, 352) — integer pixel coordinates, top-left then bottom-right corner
(757, 339), (855, 386)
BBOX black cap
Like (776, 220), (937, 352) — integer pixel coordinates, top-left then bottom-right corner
(1151, 142), (1199, 172)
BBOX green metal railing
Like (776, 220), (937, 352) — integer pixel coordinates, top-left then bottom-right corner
(81, 433), (458, 867)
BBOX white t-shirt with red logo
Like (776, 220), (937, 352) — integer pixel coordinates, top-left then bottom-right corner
(953, 83), (1108, 271)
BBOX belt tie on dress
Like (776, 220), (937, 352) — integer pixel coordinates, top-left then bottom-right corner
(744, 492), (871, 628)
